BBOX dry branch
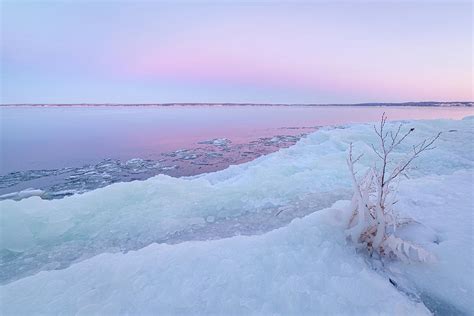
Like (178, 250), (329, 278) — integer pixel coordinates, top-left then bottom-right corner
(346, 113), (439, 262)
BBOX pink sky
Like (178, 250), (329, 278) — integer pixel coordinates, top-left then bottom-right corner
(1, 1), (472, 103)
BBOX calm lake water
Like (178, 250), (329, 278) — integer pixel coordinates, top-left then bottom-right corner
(1, 105), (472, 199)
(2, 105), (473, 173)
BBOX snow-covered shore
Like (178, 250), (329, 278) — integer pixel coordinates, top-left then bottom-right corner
(1, 117), (473, 314)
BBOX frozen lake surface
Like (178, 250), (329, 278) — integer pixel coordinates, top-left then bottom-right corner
(1, 105), (472, 199)
(1, 115), (472, 314)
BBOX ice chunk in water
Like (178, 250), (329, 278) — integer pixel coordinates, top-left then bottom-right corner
(198, 138), (232, 147)
(0, 188), (44, 201)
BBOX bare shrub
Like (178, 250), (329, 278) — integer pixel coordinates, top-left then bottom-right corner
(346, 113), (440, 262)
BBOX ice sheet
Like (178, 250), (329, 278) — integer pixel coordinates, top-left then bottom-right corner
(1, 201), (429, 315)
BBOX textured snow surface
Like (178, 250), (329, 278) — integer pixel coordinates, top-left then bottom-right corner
(391, 170), (474, 315)
(0, 201), (429, 315)
(0, 117), (473, 314)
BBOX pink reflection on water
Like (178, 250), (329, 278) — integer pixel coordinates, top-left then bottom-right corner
(126, 105), (473, 152)
(1, 105), (473, 173)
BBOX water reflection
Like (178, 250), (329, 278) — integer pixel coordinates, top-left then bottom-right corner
(2, 105), (472, 174)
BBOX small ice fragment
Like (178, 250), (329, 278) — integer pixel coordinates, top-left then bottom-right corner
(198, 138), (232, 147)
(0, 188), (45, 201)
(161, 165), (178, 171)
(206, 152), (224, 158)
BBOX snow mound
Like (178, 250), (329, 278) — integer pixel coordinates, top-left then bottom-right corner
(0, 201), (429, 315)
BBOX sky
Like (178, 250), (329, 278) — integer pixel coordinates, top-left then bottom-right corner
(1, 0), (472, 104)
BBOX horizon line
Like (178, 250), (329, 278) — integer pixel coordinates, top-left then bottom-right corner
(1, 101), (473, 107)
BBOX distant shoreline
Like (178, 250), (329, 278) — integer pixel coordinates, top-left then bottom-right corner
(1, 102), (472, 107)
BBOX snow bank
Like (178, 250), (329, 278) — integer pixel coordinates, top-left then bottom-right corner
(391, 170), (474, 314)
(0, 201), (429, 315)
(1, 118), (472, 284)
